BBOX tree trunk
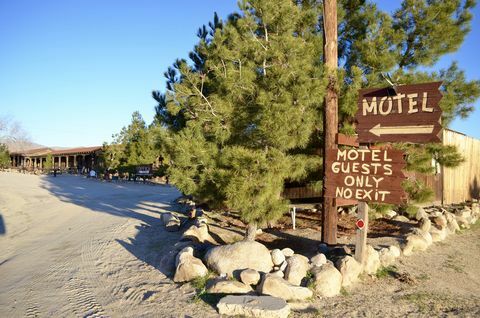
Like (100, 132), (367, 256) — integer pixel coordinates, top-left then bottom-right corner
(244, 223), (257, 241)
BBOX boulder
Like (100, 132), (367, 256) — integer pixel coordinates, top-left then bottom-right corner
(415, 207), (428, 221)
(240, 269), (261, 286)
(311, 263), (342, 297)
(444, 212), (460, 233)
(456, 209), (472, 220)
(378, 245), (401, 267)
(363, 245), (381, 275)
(418, 217), (431, 233)
(456, 215), (471, 229)
(206, 278), (253, 294)
(217, 295), (290, 318)
(271, 249), (286, 266)
(271, 270), (284, 278)
(402, 232), (430, 256)
(205, 241), (273, 277)
(173, 252), (208, 283)
(336, 256), (362, 287)
(281, 248), (294, 258)
(384, 210), (397, 219)
(257, 274), (313, 301)
(431, 215), (447, 229)
(393, 215), (410, 223)
(472, 203), (480, 217)
(162, 212), (181, 232)
(284, 254), (310, 286)
(310, 253), (327, 267)
(430, 226), (448, 242)
(175, 246), (194, 267)
(182, 224), (216, 244)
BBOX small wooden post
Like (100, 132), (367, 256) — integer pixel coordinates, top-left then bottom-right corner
(291, 207), (296, 230)
(354, 201), (369, 266)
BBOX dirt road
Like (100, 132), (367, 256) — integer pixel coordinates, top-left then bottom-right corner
(0, 172), (211, 318)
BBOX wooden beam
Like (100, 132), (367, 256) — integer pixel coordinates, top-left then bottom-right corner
(336, 133), (359, 147)
(335, 198), (358, 206)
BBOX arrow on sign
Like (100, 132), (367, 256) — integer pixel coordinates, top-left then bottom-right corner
(369, 123), (434, 137)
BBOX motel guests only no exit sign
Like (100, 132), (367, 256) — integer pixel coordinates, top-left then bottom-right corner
(355, 81), (443, 143)
(324, 148), (407, 205)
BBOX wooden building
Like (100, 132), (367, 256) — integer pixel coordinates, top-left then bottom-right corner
(9, 146), (102, 172)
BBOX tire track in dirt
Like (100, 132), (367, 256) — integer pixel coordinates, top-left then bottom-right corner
(64, 277), (108, 318)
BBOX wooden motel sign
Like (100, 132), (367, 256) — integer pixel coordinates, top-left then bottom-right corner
(355, 82), (443, 143)
(324, 148), (407, 205)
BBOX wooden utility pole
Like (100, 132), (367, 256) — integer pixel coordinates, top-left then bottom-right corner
(321, 0), (338, 245)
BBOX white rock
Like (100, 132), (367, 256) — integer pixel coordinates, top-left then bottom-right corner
(175, 246), (194, 267)
(456, 209), (472, 220)
(257, 274), (313, 301)
(472, 203), (480, 217)
(279, 261), (288, 272)
(336, 256), (362, 287)
(205, 241), (273, 277)
(393, 215), (410, 222)
(206, 279), (253, 294)
(402, 232), (430, 256)
(415, 207), (428, 221)
(271, 249), (286, 266)
(311, 263), (342, 297)
(271, 270), (284, 278)
(173, 254), (208, 283)
(363, 245), (381, 275)
(182, 224), (216, 244)
(456, 215), (471, 229)
(430, 226), (448, 242)
(431, 215), (447, 229)
(419, 217), (431, 233)
(217, 295), (290, 318)
(162, 212), (181, 232)
(310, 253), (327, 267)
(281, 248), (294, 258)
(240, 269), (261, 286)
(378, 245), (401, 267)
(444, 212), (460, 233)
(385, 210), (397, 219)
(284, 254), (310, 286)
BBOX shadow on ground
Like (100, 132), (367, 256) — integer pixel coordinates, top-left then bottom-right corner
(0, 214), (5, 235)
(40, 175), (187, 277)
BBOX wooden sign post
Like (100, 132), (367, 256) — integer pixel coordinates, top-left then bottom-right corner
(321, 0), (339, 245)
(355, 201), (369, 265)
(324, 81), (444, 265)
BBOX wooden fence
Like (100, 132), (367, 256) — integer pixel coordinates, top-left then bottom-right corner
(441, 129), (480, 204)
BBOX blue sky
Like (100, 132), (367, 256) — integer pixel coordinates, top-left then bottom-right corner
(0, 1), (479, 147)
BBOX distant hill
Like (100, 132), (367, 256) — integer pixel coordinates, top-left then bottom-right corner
(0, 138), (45, 153)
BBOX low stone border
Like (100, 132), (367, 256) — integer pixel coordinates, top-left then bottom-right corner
(165, 200), (479, 317)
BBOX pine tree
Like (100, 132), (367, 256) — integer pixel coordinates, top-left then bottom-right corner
(44, 153), (53, 171)
(153, 0), (480, 237)
(102, 111), (157, 175)
(0, 143), (9, 169)
(153, 0), (326, 240)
